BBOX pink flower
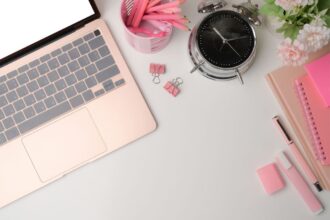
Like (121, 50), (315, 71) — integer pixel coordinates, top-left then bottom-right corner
(277, 38), (309, 66)
(275, 0), (310, 11)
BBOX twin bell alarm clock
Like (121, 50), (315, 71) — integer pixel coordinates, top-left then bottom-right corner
(188, 0), (261, 84)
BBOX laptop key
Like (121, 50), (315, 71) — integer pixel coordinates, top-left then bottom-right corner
(51, 49), (62, 57)
(103, 80), (115, 91)
(48, 70), (60, 83)
(0, 84), (8, 95)
(0, 122), (4, 132)
(37, 76), (49, 87)
(6, 91), (18, 103)
(89, 36), (105, 50)
(3, 104), (15, 116)
(3, 117), (15, 129)
(29, 59), (40, 68)
(13, 99), (25, 111)
(69, 95), (84, 108)
(65, 86), (77, 98)
(0, 96), (7, 107)
(78, 43), (90, 55)
(88, 51), (100, 62)
(7, 79), (19, 90)
(65, 75), (77, 86)
(13, 112), (25, 124)
(18, 101), (71, 134)
(0, 109), (5, 120)
(86, 64), (97, 75)
(18, 65), (29, 74)
(8, 70), (18, 79)
(54, 91), (66, 103)
(5, 127), (19, 141)
(34, 101), (46, 113)
(96, 66), (120, 83)
(75, 81), (87, 93)
(34, 89), (47, 101)
(24, 107), (36, 119)
(99, 45), (110, 57)
(17, 86), (29, 98)
(24, 94), (37, 106)
(0, 76), (6, 83)
(58, 66), (70, 78)
(17, 73), (29, 85)
(78, 56), (90, 67)
(73, 38), (84, 46)
(0, 133), (6, 144)
(96, 55), (114, 71)
(115, 79), (126, 87)
(95, 89), (105, 97)
(84, 33), (95, 41)
(48, 58), (60, 70)
(58, 53), (70, 65)
(68, 48), (80, 60)
(82, 90), (94, 102)
(55, 79), (67, 91)
(37, 64), (49, 75)
(62, 43), (73, 52)
(85, 76), (97, 88)
(44, 97), (56, 108)
(45, 84), (56, 96)
(28, 68), (39, 80)
(75, 69), (88, 81)
(27, 81), (39, 93)
(40, 54), (51, 63)
(68, 60), (80, 72)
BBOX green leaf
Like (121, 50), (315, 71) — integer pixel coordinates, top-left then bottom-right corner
(318, 0), (330, 11)
(259, 3), (283, 16)
(324, 15), (330, 27)
(264, 0), (275, 3)
(282, 25), (301, 40)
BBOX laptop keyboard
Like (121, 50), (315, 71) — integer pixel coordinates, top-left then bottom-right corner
(0, 30), (125, 145)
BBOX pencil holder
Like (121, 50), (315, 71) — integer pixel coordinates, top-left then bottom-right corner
(121, 0), (174, 53)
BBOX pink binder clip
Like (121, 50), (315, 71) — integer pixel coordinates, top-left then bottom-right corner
(164, 77), (183, 97)
(150, 63), (166, 84)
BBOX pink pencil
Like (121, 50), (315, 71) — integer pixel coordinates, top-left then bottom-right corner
(126, 0), (140, 26)
(146, 1), (182, 13)
(132, 0), (150, 28)
(168, 20), (190, 31)
(142, 14), (183, 21)
(147, 0), (161, 9)
(160, 8), (182, 14)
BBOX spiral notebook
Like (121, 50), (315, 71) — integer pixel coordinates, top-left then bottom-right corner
(295, 75), (330, 165)
(266, 44), (330, 190)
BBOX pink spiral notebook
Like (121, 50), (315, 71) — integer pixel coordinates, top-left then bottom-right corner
(295, 75), (330, 165)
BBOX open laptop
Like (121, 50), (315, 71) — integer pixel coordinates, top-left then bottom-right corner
(0, 0), (156, 207)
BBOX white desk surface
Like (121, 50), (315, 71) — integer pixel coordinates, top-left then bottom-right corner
(1, 0), (330, 219)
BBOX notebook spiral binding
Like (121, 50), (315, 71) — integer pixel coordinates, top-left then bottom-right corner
(296, 82), (327, 161)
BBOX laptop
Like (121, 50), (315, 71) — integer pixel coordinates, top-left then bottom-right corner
(0, 0), (156, 207)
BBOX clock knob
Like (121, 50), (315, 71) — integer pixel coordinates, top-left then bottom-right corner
(233, 1), (261, 26)
(197, 0), (227, 13)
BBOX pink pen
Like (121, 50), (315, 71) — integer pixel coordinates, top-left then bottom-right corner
(272, 116), (322, 192)
(147, 0), (161, 9)
(276, 151), (324, 215)
(132, 0), (149, 28)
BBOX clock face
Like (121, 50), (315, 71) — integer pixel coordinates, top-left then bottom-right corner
(197, 10), (255, 69)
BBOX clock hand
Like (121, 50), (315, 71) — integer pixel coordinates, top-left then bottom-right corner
(227, 35), (249, 42)
(212, 27), (226, 42)
(226, 41), (241, 58)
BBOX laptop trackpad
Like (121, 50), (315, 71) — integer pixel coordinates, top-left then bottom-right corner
(22, 108), (107, 182)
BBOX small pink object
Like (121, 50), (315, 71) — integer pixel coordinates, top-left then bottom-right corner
(150, 63), (166, 84)
(164, 77), (183, 97)
(256, 163), (285, 195)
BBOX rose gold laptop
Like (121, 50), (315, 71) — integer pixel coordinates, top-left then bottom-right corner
(0, 0), (156, 207)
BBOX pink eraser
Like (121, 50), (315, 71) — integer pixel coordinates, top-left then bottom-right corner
(257, 163), (285, 195)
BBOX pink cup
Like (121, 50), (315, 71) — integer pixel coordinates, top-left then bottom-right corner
(121, 0), (174, 53)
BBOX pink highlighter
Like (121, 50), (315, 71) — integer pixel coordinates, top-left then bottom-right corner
(276, 151), (324, 215)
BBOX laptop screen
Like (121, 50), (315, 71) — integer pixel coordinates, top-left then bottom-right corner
(0, 0), (96, 63)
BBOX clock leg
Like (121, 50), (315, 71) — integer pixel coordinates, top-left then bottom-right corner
(190, 61), (205, 73)
(235, 69), (244, 85)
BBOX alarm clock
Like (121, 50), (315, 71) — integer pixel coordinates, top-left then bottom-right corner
(188, 0), (261, 84)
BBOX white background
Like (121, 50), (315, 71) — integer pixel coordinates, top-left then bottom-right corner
(0, 0), (330, 219)
(0, 0), (94, 59)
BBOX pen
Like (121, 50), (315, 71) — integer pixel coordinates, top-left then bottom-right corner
(146, 1), (183, 13)
(142, 14), (184, 21)
(276, 151), (324, 215)
(272, 116), (323, 192)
